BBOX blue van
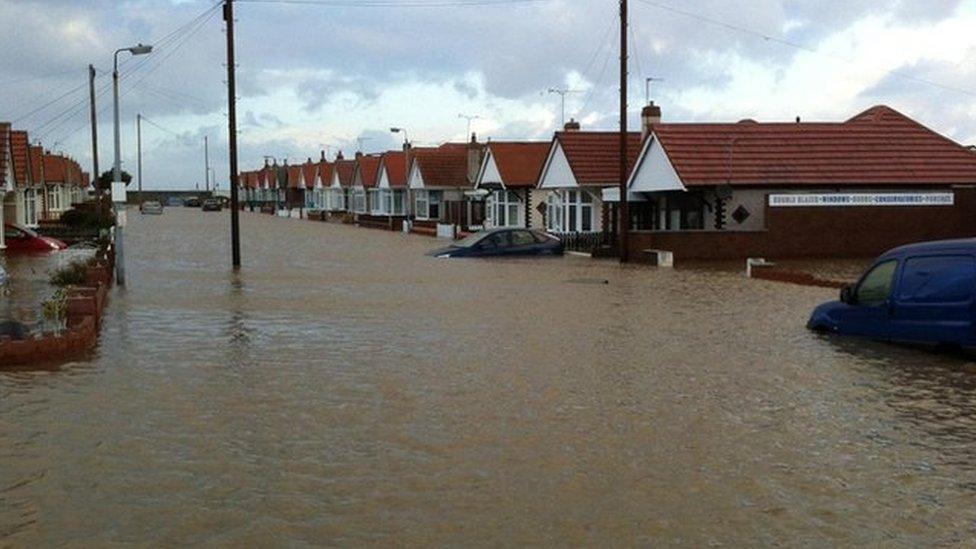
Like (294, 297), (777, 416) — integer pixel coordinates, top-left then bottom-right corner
(808, 239), (976, 347)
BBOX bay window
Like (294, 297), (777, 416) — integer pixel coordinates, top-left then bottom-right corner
(414, 189), (442, 220)
(392, 190), (405, 215)
(353, 188), (366, 213)
(546, 189), (595, 233)
(487, 190), (521, 228)
(24, 188), (37, 226)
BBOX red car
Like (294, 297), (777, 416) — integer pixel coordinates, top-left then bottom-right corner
(3, 224), (67, 253)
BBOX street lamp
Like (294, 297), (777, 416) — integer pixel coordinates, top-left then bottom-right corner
(112, 43), (152, 286)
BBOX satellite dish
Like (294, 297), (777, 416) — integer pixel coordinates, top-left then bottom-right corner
(716, 184), (733, 200)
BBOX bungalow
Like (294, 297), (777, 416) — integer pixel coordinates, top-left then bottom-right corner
(360, 149), (408, 230)
(11, 132), (41, 228)
(407, 137), (485, 235)
(475, 141), (550, 229)
(537, 121), (642, 245)
(306, 152), (333, 214)
(283, 162), (305, 218)
(350, 153), (381, 219)
(625, 104), (976, 260)
(326, 153), (355, 221)
(41, 151), (83, 221)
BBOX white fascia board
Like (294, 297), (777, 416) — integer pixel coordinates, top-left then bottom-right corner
(628, 132), (686, 193)
(538, 140), (577, 190)
(475, 149), (505, 189)
(408, 162), (425, 189)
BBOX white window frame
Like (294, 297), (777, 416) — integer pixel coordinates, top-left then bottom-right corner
(488, 189), (521, 228)
(547, 189), (594, 233)
(392, 190), (405, 216)
(353, 188), (366, 213)
(25, 188), (37, 226)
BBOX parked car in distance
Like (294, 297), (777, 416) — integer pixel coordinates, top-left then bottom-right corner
(808, 238), (976, 348)
(427, 228), (563, 258)
(184, 197), (201, 208)
(201, 199), (223, 212)
(140, 200), (164, 215)
(3, 224), (67, 253)
(166, 197), (184, 207)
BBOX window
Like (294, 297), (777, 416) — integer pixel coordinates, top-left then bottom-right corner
(392, 190), (405, 215)
(415, 190), (442, 220)
(24, 188), (37, 226)
(479, 231), (511, 249)
(489, 190), (521, 228)
(48, 186), (61, 211)
(856, 260), (898, 306)
(547, 190), (594, 232)
(510, 230), (536, 246)
(898, 256), (975, 303)
(353, 188), (366, 213)
(415, 190), (429, 219)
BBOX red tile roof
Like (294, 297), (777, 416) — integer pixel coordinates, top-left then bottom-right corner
(652, 105), (976, 186)
(483, 141), (550, 188)
(411, 147), (476, 188)
(555, 131), (643, 186)
(302, 161), (317, 189)
(10, 131), (30, 186)
(317, 160), (333, 187)
(355, 154), (382, 188)
(380, 150), (407, 188)
(286, 164), (303, 189)
(333, 159), (356, 188)
(43, 152), (66, 184)
(29, 146), (44, 187)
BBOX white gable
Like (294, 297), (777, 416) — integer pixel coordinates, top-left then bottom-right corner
(538, 141), (577, 189)
(408, 163), (425, 189)
(476, 149), (504, 189)
(628, 133), (686, 193)
(314, 172), (323, 189)
(330, 168), (342, 189)
(377, 165), (391, 189)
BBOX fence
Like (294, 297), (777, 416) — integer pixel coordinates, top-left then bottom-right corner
(557, 231), (618, 257)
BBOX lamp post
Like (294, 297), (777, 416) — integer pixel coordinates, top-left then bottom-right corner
(113, 43), (152, 286)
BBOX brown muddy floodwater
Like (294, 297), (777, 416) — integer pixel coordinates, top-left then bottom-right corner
(3, 208), (976, 546)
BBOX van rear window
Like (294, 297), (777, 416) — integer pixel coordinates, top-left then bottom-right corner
(898, 255), (975, 303)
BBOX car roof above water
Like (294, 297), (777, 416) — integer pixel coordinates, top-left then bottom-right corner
(881, 238), (976, 260)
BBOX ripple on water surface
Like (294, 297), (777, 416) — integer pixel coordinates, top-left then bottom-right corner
(3, 209), (976, 546)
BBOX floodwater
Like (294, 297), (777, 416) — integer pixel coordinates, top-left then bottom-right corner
(3, 208), (976, 546)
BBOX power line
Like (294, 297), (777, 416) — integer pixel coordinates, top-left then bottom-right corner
(633, 0), (976, 98)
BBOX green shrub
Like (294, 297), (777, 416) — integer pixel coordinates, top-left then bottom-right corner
(60, 207), (116, 229)
(50, 257), (97, 287)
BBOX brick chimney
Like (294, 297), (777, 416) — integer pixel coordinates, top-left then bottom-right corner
(320, 150), (326, 161)
(336, 150), (344, 161)
(467, 133), (483, 184)
(641, 101), (662, 141)
(563, 118), (581, 132)
(355, 151), (363, 160)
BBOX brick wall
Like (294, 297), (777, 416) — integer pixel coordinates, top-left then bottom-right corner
(629, 186), (976, 261)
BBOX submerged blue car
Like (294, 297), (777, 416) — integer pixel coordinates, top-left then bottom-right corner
(808, 239), (976, 348)
(427, 228), (563, 258)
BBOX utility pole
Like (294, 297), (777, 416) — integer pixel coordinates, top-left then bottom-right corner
(618, 0), (630, 263)
(88, 64), (100, 209)
(225, 0), (242, 269)
(136, 113), (142, 203)
(204, 135), (210, 193)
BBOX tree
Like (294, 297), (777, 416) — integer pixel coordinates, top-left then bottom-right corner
(96, 169), (132, 191)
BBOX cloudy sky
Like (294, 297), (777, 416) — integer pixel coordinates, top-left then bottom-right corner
(2, 0), (975, 190)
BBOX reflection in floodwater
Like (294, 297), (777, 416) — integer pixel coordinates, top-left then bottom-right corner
(2, 208), (976, 546)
